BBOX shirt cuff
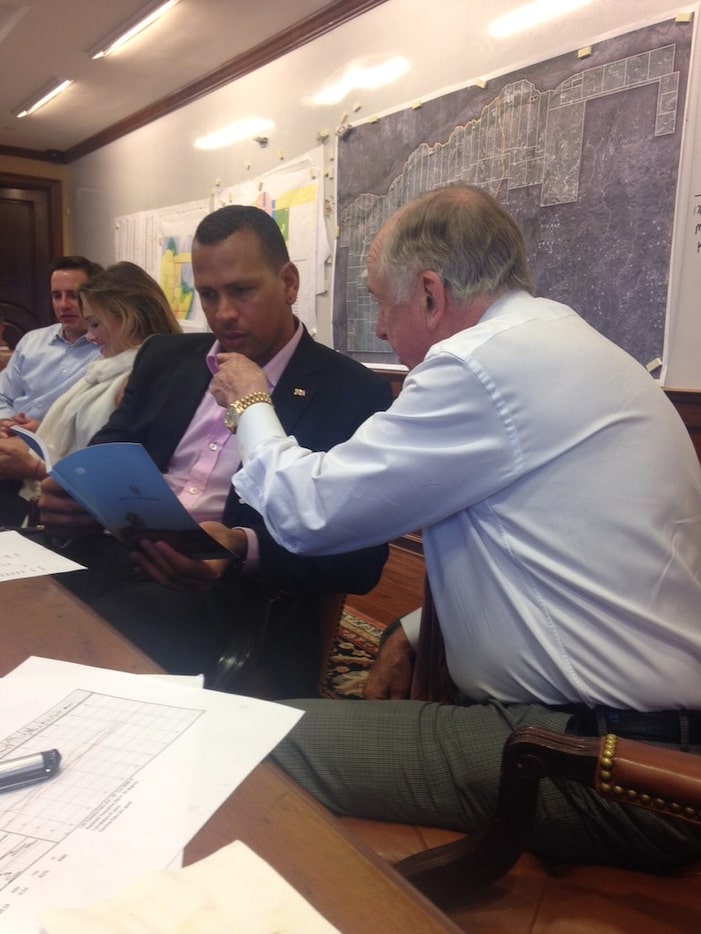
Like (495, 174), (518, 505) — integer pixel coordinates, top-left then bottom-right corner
(237, 400), (286, 462)
(399, 607), (422, 648)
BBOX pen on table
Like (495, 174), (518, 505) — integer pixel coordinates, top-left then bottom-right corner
(0, 749), (62, 792)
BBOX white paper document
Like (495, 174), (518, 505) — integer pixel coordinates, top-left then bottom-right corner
(40, 839), (341, 933)
(0, 531), (85, 581)
(0, 657), (303, 933)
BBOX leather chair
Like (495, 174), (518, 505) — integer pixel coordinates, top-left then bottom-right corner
(339, 726), (701, 932)
(207, 589), (345, 696)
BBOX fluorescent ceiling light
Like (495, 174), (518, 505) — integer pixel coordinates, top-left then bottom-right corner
(194, 117), (274, 151)
(489, 0), (591, 38)
(15, 78), (73, 118)
(89, 0), (179, 59)
(310, 56), (410, 106)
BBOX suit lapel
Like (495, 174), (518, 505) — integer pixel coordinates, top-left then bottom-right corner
(271, 328), (323, 435)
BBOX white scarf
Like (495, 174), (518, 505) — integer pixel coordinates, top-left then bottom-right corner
(20, 348), (138, 502)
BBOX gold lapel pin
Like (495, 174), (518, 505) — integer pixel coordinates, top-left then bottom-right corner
(293, 388), (306, 396)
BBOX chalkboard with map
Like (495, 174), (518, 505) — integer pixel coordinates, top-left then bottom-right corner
(333, 17), (692, 371)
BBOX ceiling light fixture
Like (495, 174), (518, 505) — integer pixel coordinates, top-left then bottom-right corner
(309, 56), (410, 107)
(489, 0), (591, 39)
(194, 118), (274, 151)
(89, 0), (180, 60)
(14, 78), (73, 118)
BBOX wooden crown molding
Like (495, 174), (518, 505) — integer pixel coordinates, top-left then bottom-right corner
(55, 0), (387, 164)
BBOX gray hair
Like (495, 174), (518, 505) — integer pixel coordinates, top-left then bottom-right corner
(376, 184), (534, 305)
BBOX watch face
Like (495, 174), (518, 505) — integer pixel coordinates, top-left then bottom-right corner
(224, 405), (238, 430)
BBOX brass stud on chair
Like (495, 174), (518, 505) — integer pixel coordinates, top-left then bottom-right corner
(596, 734), (692, 821)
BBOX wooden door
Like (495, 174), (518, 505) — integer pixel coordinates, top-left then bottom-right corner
(0, 173), (62, 347)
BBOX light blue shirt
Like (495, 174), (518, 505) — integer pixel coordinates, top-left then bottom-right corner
(0, 323), (100, 420)
(233, 291), (701, 710)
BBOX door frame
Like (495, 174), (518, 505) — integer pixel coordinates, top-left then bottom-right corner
(0, 172), (63, 337)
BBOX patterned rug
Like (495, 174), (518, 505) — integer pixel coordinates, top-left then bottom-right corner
(321, 607), (386, 699)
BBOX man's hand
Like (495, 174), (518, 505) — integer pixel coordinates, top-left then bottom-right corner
(0, 437), (40, 480)
(0, 413), (39, 439)
(11, 413), (40, 433)
(210, 354), (269, 408)
(363, 623), (415, 700)
(130, 524), (248, 591)
(129, 540), (229, 591)
(38, 478), (100, 533)
(200, 521), (248, 557)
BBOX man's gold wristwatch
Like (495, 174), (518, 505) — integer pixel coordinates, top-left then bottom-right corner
(223, 391), (273, 433)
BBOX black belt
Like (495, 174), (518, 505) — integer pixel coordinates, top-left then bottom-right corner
(559, 705), (701, 746)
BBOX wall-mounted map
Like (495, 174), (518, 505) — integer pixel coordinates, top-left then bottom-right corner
(333, 17), (692, 369)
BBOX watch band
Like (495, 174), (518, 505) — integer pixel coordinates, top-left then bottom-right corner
(224, 391), (273, 432)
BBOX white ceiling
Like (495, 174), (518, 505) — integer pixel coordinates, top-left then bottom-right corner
(0, 0), (365, 157)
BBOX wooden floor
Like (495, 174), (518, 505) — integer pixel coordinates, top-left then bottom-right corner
(345, 542), (425, 625)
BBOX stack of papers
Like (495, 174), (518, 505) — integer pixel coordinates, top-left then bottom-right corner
(0, 657), (308, 933)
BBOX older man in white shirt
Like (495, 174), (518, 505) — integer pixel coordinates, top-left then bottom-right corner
(207, 183), (701, 871)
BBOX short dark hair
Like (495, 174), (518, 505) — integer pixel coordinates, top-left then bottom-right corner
(51, 255), (104, 279)
(194, 205), (289, 269)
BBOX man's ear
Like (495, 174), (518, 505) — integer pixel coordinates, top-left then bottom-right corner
(281, 261), (300, 304)
(420, 272), (444, 329)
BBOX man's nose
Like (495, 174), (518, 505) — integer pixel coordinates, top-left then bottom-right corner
(375, 316), (388, 342)
(213, 294), (239, 320)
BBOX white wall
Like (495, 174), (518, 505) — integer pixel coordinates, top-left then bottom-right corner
(67, 0), (701, 386)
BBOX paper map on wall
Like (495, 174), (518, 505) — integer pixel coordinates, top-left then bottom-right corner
(114, 147), (327, 334)
(333, 17), (692, 370)
(115, 200), (208, 330)
(214, 147), (328, 335)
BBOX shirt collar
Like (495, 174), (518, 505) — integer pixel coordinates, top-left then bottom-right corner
(206, 318), (304, 392)
(49, 325), (93, 347)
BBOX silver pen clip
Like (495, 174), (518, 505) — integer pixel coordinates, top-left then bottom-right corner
(0, 749), (62, 792)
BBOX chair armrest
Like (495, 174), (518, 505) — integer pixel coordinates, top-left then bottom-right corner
(397, 725), (701, 902)
(596, 733), (701, 824)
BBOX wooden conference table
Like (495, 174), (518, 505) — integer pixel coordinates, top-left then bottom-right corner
(1, 574), (461, 934)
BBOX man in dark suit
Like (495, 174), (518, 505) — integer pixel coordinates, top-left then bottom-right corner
(39, 206), (392, 697)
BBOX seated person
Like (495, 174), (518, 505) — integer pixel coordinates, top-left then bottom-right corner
(208, 184), (701, 870)
(0, 262), (181, 509)
(38, 205), (392, 699)
(0, 256), (102, 524)
(0, 256), (103, 435)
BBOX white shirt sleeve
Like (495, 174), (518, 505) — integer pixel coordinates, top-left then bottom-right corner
(234, 351), (517, 555)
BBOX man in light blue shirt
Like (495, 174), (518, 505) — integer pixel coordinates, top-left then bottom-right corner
(0, 255), (102, 523)
(0, 255), (102, 434)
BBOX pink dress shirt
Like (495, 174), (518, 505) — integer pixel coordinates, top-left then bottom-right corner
(163, 324), (303, 569)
